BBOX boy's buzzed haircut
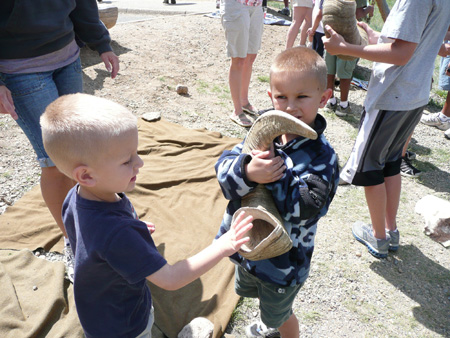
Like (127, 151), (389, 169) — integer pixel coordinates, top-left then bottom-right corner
(41, 93), (137, 177)
(270, 47), (327, 91)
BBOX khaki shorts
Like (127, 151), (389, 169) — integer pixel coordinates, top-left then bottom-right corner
(291, 0), (313, 8)
(235, 265), (303, 328)
(221, 0), (264, 58)
(324, 51), (357, 80)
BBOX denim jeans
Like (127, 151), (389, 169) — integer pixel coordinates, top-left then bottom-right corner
(0, 58), (83, 167)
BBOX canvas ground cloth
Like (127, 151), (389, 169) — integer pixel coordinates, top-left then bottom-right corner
(0, 118), (242, 338)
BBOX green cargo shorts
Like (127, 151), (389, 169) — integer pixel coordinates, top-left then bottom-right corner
(235, 265), (304, 328)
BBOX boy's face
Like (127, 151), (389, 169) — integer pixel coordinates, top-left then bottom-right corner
(82, 128), (144, 202)
(268, 70), (330, 128)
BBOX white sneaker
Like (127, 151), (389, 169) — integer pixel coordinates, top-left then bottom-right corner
(445, 128), (450, 140)
(245, 322), (280, 338)
(420, 112), (450, 130)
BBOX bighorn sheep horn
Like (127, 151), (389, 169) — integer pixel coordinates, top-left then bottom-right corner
(233, 110), (318, 261)
(322, 0), (369, 61)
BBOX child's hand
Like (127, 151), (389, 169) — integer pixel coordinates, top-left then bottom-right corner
(217, 211), (253, 256)
(144, 221), (156, 234)
(246, 144), (285, 184)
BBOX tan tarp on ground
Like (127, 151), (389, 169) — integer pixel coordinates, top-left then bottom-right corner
(0, 118), (241, 338)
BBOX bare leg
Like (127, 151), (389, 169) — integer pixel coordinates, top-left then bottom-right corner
(401, 133), (413, 157)
(278, 313), (299, 338)
(364, 183), (387, 240)
(229, 57), (246, 116)
(40, 166), (76, 238)
(285, 6), (310, 49)
(441, 91), (450, 117)
(339, 78), (352, 102)
(298, 7), (312, 46)
(384, 174), (401, 231)
(240, 54), (257, 108)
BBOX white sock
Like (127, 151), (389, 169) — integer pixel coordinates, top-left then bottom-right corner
(438, 112), (450, 122)
(64, 237), (71, 247)
(340, 101), (348, 108)
(328, 97), (336, 105)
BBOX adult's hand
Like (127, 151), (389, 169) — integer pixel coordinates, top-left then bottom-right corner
(0, 86), (18, 120)
(100, 51), (120, 79)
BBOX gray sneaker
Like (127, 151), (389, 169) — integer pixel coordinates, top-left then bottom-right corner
(278, 7), (290, 16)
(352, 221), (391, 258)
(445, 128), (450, 140)
(246, 322), (280, 338)
(386, 229), (399, 252)
(335, 103), (351, 117)
(420, 112), (450, 130)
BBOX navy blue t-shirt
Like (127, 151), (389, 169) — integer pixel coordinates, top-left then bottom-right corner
(62, 186), (167, 338)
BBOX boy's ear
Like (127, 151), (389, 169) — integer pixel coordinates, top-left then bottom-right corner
(72, 165), (96, 187)
(319, 88), (333, 108)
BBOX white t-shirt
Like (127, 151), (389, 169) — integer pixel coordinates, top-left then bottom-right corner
(364, 0), (450, 112)
(312, 0), (324, 34)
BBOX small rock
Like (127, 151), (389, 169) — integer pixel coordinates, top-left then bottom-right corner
(355, 251), (362, 257)
(176, 84), (189, 95)
(177, 317), (213, 338)
(141, 112), (161, 122)
(32, 286), (38, 291)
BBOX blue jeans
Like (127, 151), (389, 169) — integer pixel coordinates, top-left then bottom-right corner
(0, 58), (83, 167)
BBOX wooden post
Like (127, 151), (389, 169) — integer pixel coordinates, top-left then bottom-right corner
(375, 0), (390, 22)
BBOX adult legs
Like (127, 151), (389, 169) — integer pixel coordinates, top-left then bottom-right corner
(3, 59), (82, 238)
(229, 54), (257, 117)
(285, 6), (312, 49)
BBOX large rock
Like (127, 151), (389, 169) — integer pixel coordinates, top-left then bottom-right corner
(415, 195), (450, 248)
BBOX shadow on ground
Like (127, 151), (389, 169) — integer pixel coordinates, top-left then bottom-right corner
(371, 244), (450, 336)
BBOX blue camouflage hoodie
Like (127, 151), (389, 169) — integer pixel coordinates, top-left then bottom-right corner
(215, 114), (339, 287)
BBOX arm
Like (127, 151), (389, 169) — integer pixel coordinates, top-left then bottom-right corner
(147, 212), (253, 290)
(322, 24), (417, 66)
(355, 5), (374, 21)
(0, 86), (18, 120)
(70, 0), (120, 78)
(307, 8), (322, 39)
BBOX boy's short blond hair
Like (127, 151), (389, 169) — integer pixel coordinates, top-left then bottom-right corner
(270, 47), (327, 91)
(40, 93), (137, 177)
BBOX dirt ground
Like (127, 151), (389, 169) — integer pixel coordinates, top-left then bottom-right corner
(1, 13), (449, 338)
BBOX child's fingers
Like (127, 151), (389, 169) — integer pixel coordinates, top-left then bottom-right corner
(234, 222), (253, 239)
(234, 236), (251, 248)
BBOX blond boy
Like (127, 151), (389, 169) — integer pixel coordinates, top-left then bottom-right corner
(215, 47), (339, 338)
(40, 93), (253, 338)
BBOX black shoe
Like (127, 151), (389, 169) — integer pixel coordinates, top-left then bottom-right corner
(171, 0), (176, 3)
(404, 150), (416, 160)
(400, 157), (421, 177)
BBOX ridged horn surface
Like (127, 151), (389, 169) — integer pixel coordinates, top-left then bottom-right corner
(242, 110), (317, 154)
(322, 0), (369, 61)
(236, 110), (317, 261)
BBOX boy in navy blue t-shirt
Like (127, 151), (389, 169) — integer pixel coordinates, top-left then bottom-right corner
(40, 93), (253, 338)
